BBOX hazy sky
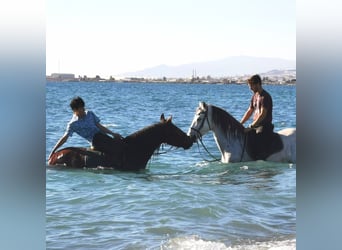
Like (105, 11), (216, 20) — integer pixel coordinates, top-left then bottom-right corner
(46, 0), (296, 78)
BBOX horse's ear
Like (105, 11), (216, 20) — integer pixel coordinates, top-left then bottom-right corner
(166, 115), (172, 123)
(199, 101), (207, 109)
(160, 113), (166, 122)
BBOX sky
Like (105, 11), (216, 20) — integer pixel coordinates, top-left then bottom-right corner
(46, 0), (296, 78)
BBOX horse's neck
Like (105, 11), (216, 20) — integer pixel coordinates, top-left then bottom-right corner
(213, 127), (244, 163)
(126, 124), (164, 155)
(210, 113), (246, 163)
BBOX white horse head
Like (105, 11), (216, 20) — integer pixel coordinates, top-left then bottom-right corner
(188, 102), (212, 138)
(188, 102), (296, 163)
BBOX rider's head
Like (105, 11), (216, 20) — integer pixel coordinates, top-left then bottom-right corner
(247, 74), (262, 93)
(70, 96), (85, 111)
(247, 74), (262, 86)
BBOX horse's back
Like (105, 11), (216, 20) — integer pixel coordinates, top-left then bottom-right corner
(268, 127), (296, 163)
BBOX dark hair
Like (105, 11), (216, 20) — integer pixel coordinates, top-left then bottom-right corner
(70, 96), (85, 110)
(248, 74), (262, 85)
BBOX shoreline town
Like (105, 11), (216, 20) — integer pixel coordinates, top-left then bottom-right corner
(46, 69), (296, 85)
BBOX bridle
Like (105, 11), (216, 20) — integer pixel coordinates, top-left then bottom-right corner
(190, 109), (210, 138)
(190, 108), (220, 162)
(190, 107), (247, 162)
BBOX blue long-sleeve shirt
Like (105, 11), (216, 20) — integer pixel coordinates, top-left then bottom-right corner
(65, 110), (101, 143)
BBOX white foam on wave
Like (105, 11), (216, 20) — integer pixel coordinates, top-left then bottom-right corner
(289, 163), (296, 169)
(195, 161), (210, 168)
(228, 239), (296, 250)
(240, 165), (249, 170)
(161, 235), (227, 250)
(161, 235), (296, 250)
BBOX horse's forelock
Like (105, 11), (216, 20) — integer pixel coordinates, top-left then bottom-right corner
(196, 104), (208, 117)
(196, 106), (203, 115)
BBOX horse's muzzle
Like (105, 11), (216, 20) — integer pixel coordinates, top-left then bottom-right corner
(182, 136), (195, 149)
(188, 127), (202, 142)
(189, 134), (198, 143)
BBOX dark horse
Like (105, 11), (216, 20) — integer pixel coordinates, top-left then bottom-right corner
(48, 114), (193, 170)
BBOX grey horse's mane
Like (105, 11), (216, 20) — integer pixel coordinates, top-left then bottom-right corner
(209, 105), (245, 139)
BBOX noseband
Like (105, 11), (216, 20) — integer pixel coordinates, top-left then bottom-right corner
(190, 109), (211, 139)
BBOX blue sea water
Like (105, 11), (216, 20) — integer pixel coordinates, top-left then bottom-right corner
(46, 82), (296, 249)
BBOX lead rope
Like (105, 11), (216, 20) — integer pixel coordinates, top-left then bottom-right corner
(196, 138), (220, 162)
(191, 122), (220, 162)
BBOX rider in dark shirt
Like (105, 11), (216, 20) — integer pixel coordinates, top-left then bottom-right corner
(240, 74), (274, 159)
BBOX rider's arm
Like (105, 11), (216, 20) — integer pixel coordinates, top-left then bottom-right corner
(240, 107), (253, 125)
(96, 123), (123, 139)
(48, 133), (69, 160)
(251, 106), (267, 128)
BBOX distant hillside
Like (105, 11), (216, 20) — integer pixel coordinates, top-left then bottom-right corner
(262, 69), (296, 76)
(118, 56), (296, 78)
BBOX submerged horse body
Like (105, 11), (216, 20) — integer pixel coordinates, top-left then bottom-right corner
(48, 114), (193, 170)
(188, 102), (296, 163)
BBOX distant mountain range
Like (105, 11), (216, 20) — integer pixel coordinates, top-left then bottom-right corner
(118, 56), (296, 78)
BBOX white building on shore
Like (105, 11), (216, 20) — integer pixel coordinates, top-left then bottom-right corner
(47, 73), (75, 81)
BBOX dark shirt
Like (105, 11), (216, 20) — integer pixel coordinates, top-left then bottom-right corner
(249, 89), (273, 127)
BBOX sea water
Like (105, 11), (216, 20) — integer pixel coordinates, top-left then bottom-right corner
(46, 82), (296, 249)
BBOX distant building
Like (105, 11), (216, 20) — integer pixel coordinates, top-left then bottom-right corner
(47, 73), (75, 81)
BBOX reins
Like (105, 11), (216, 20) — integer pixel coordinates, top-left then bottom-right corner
(190, 110), (220, 162)
(196, 138), (220, 162)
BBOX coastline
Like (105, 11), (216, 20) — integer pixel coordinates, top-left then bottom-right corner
(46, 69), (296, 85)
(46, 80), (296, 85)
(46, 76), (296, 85)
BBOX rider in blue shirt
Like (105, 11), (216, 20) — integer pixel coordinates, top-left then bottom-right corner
(48, 96), (124, 165)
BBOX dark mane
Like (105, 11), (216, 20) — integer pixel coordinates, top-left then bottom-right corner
(210, 105), (245, 138)
(124, 121), (168, 156)
(125, 122), (165, 142)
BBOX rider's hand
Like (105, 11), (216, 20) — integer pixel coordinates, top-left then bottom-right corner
(47, 154), (53, 165)
(113, 133), (124, 140)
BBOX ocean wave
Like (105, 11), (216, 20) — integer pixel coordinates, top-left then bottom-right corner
(161, 235), (296, 250)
